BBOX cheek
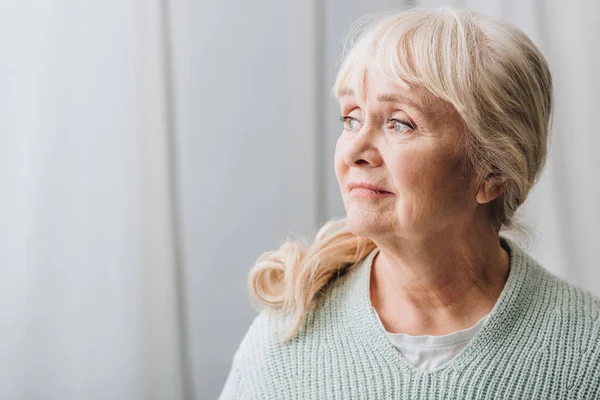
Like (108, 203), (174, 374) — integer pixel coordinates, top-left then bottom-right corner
(387, 149), (460, 212)
(395, 150), (472, 215)
(333, 138), (347, 179)
(386, 151), (424, 192)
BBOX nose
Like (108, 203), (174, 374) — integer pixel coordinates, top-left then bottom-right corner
(342, 124), (383, 168)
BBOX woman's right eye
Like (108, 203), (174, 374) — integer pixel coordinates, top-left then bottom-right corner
(339, 116), (361, 132)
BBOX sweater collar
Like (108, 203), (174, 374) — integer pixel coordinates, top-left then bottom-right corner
(343, 235), (536, 375)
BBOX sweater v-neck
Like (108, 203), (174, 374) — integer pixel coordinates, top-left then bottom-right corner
(346, 236), (530, 376)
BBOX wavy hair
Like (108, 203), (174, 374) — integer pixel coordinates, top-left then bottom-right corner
(249, 8), (553, 342)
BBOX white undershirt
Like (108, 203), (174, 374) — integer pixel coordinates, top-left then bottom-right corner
(372, 306), (489, 373)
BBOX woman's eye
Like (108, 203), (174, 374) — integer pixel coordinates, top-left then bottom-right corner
(340, 116), (361, 132)
(387, 118), (412, 134)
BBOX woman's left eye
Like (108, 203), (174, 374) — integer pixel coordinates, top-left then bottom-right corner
(387, 118), (413, 134)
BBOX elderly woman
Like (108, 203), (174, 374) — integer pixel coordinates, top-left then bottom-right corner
(220, 8), (600, 399)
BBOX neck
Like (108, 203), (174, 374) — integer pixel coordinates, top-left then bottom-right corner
(369, 226), (510, 335)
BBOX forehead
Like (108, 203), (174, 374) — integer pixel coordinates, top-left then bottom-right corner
(340, 72), (431, 107)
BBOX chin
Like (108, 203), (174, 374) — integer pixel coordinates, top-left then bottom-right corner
(345, 210), (391, 238)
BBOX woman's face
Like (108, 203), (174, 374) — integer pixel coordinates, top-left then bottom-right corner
(334, 73), (479, 240)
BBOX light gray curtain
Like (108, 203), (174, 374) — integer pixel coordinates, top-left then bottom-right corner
(2, 1), (597, 399)
(174, 0), (321, 398)
(0, 2), (185, 399)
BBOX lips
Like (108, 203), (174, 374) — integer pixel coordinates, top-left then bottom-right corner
(348, 182), (391, 193)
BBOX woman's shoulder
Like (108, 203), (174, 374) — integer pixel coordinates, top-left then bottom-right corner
(228, 265), (363, 371)
(229, 307), (323, 378)
(232, 254), (367, 360)
(221, 308), (318, 398)
(528, 259), (600, 321)
(524, 258), (600, 360)
(220, 309), (287, 398)
(231, 308), (291, 362)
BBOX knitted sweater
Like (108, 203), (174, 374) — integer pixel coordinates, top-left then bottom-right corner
(220, 237), (600, 399)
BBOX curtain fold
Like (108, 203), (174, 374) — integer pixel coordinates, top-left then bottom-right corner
(0, 2), (186, 399)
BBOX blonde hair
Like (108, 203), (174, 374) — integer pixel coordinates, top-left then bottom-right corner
(249, 8), (553, 341)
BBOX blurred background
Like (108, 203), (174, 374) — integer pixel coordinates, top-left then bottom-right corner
(1, 0), (598, 399)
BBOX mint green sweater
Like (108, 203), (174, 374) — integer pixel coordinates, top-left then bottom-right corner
(220, 238), (600, 399)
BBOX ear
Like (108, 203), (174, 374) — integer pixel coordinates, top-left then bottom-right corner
(476, 174), (507, 204)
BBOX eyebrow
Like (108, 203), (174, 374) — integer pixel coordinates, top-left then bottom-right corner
(339, 88), (423, 111)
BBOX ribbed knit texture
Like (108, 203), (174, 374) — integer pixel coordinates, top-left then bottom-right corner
(220, 237), (600, 399)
